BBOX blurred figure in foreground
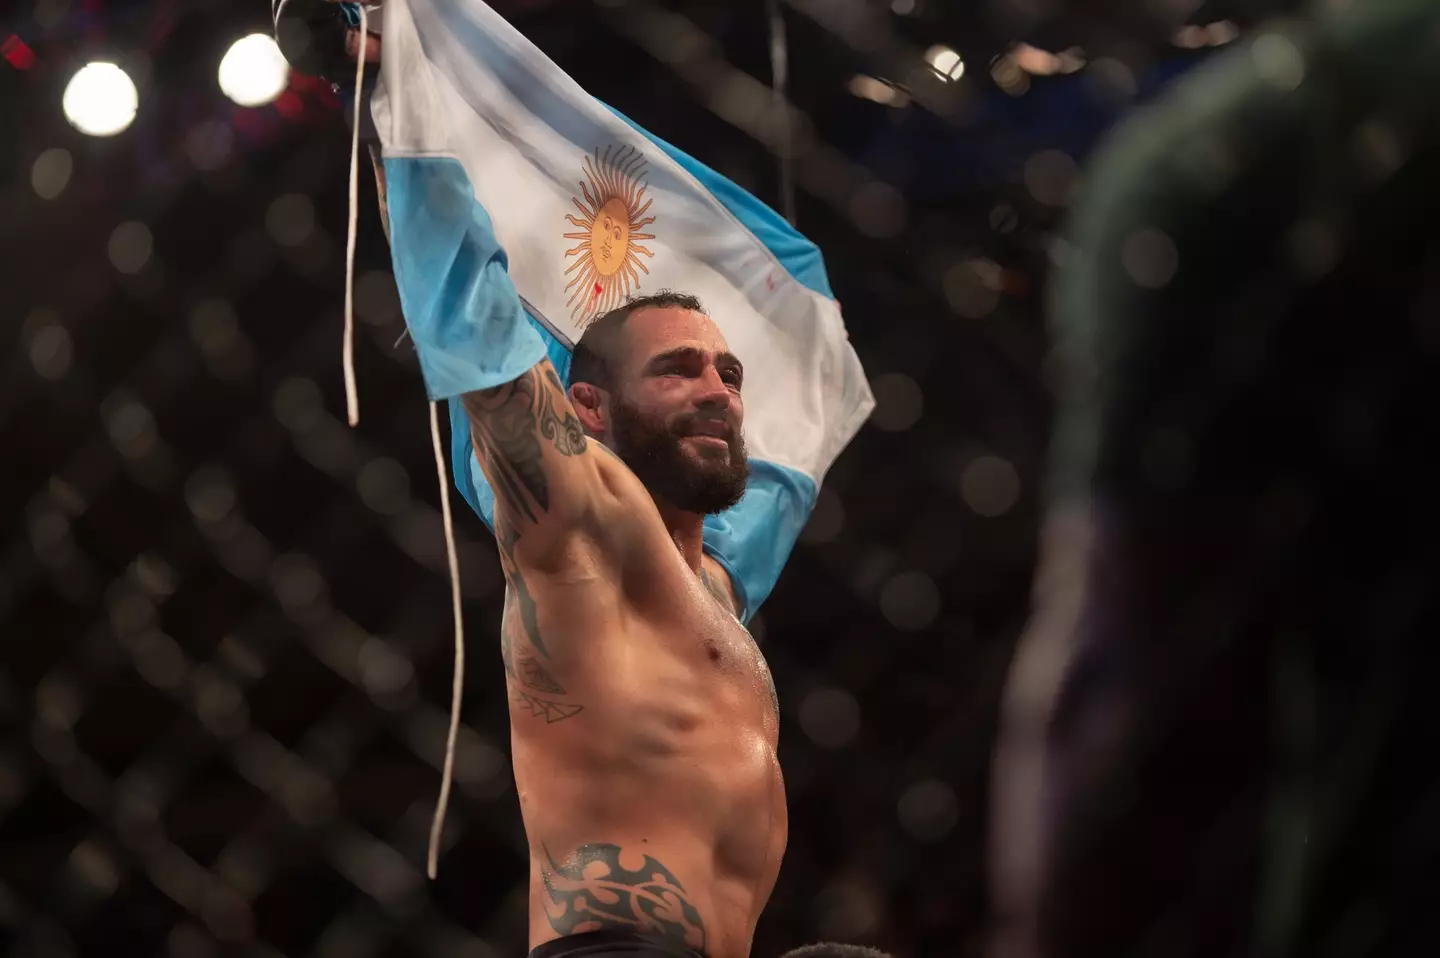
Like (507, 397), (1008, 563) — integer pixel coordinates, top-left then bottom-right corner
(990, 1), (1440, 957)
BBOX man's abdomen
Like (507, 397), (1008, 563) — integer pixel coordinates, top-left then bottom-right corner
(512, 714), (785, 958)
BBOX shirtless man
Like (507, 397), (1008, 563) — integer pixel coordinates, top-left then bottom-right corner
(274, 8), (786, 957)
(486, 290), (785, 958)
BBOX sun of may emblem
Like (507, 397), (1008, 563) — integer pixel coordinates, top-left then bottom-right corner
(563, 145), (656, 327)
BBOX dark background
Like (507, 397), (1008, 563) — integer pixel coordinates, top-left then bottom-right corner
(0, 2), (1304, 956)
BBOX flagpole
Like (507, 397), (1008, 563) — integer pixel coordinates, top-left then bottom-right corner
(765, 0), (796, 226)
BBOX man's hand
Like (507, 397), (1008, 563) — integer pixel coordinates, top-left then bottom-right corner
(345, 27), (381, 63)
(276, 1), (380, 82)
(327, 0), (382, 62)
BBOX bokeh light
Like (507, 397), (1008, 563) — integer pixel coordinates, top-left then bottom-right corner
(107, 221), (154, 275)
(26, 312), (73, 382)
(960, 454), (1020, 518)
(798, 686), (862, 749)
(218, 34), (290, 108)
(185, 120), (236, 171)
(944, 258), (1001, 318)
(869, 373), (925, 432)
(357, 458), (413, 516)
(1023, 149), (1078, 207)
(879, 570), (941, 631)
(265, 193), (316, 247)
(31, 148), (73, 200)
(62, 62), (138, 136)
(1122, 228), (1179, 289)
(897, 779), (960, 842)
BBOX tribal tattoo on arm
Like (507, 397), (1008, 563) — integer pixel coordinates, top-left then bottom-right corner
(464, 363), (587, 526)
(541, 842), (707, 953)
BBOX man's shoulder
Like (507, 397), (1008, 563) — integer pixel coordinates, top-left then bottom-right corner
(567, 442), (745, 619)
(584, 437), (645, 503)
(543, 441), (679, 576)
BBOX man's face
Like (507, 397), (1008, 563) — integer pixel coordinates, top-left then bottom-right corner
(606, 306), (749, 515)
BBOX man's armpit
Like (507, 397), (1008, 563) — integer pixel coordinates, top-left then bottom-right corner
(700, 561), (742, 620)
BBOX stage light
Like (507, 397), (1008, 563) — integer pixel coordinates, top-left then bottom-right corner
(218, 34), (289, 108)
(62, 62), (138, 137)
(925, 45), (964, 81)
(1009, 43), (1088, 76)
(1207, 20), (1241, 45)
(1174, 20), (1241, 49)
(846, 74), (910, 107)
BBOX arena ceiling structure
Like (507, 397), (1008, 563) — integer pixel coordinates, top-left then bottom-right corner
(2, 1), (1305, 956)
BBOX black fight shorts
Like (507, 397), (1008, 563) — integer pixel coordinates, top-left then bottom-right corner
(528, 931), (705, 958)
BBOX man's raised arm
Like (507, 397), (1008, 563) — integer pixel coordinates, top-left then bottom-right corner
(460, 360), (609, 564)
(366, 129), (610, 574)
(371, 148), (614, 565)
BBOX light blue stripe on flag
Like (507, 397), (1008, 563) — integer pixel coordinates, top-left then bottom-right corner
(383, 155), (549, 400)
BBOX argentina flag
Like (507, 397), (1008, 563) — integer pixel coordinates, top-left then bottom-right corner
(368, 0), (874, 622)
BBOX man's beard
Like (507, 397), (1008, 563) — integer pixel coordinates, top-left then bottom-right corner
(608, 398), (750, 515)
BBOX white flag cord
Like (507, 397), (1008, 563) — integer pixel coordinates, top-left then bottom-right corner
(341, 3), (465, 880)
(342, 3), (368, 427)
(426, 400), (466, 881)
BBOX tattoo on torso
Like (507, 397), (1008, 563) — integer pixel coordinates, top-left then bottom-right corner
(541, 842), (707, 953)
(498, 528), (586, 724)
(470, 365), (590, 724)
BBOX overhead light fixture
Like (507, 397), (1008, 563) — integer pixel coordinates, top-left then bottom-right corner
(924, 45), (965, 82)
(63, 62), (139, 136)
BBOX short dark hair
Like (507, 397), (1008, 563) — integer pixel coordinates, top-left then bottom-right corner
(776, 945), (894, 958)
(568, 290), (706, 390)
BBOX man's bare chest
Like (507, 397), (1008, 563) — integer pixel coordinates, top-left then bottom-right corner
(696, 568), (779, 722)
(499, 572), (778, 728)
